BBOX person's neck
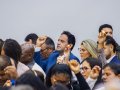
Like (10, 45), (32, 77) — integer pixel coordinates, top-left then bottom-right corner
(59, 51), (64, 56)
(107, 52), (116, 60)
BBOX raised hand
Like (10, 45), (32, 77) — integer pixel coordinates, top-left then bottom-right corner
(36, 35), (47, 47)
(98, 31), (106, 49)
(4, 58), (18, 79)
(68, 60), (80, 74)
(89, 65), (101, 79)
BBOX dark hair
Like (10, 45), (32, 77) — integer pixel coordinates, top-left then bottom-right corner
(105, 36), (118, 53)
(0, 39), (4, 55)
(3, 39), (22, 64)
(15, 73), (47, 90)
(99, 24), (113, 33)
(81, 57), (102, 89)
(81, 57), (102, 69)
(103, 63), (120, 75)
(25, 33), (38, 45)
(50, 83), (69, 90)
(45, 37), (55, 50)
(46, 64), (72, 88)
(25, 70), (45, 83)
(0, 55), (11, 70)
(61, 31), (75, 50)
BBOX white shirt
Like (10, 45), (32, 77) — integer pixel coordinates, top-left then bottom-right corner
(106, 55), (115, 63)
(86, 77), (97, 89)
(17, 62), (29, 77)
(32, 63), (46, 78)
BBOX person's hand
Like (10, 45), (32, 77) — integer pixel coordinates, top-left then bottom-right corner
(56, 45), (71, 64)
(90, 65), (101, 79)
(63, 45), (71, 64)
(36, 35), (47, 47)
(97, 31), (106, 49)
(4, 58), (18, 79)
(68, 60), (80, 74)
(3, 80), (12, 87)
(4, 66), (18, 80)
(56, 55), (65, 64)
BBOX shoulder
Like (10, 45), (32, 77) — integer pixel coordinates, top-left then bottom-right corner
(70, 53), (80, 63)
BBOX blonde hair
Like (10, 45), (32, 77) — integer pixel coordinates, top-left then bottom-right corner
(81, 39), (98, 59)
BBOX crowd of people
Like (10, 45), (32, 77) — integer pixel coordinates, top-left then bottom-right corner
(0, 24), (120, 90)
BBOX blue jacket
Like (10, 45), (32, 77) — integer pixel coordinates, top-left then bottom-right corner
(46, 50), (80, 73)
(33, 51), (48, 72)
(110, 55), (120, 64)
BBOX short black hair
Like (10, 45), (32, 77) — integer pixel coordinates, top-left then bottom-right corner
(45, 37), (55, 50)
(103, 63), (120, 75)
(99, 24), (113, 33)
(81, 57), (102, 69)
(3, 39), (22, 64)
(105, 36), (118, 53)
(16, 72), (47, 90)
(0, 39), (4, 55)
(25, 33), (38, 45)
(61, 31), (75, 50)
(46, 64), (72, 88)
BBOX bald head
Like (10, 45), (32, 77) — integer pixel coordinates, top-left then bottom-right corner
(20, 43), (35, 64)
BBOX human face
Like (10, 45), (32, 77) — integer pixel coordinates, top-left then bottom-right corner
(101, 28), (113, 37)
(20, 44), (34, 64)
(51, 73), (70, 86)
(79, 45), (91, 60)
(81, 61), (91, 79)
(40, 43), (51, 58)
(103, 42), (112, 60)
(56, 34), (68, 52)
(102, 66), (117, 83)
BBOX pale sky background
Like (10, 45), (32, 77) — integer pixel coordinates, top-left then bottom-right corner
(0, 0), (120, 59)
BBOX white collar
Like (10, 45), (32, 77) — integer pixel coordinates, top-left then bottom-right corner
(106, 55), (116, 63)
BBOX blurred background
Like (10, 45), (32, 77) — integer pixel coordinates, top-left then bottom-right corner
(0, 0), (120, 59)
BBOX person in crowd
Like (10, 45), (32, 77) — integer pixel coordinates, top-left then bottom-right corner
(80, 57), (102, 89)
(15, 72), (48, 90)
(1, 39), (29, 76)
(95, 63), (120, 90)
(79, 39), (98, 61)
(46, 31), (80, 73)
(34, 36), (55, 72)
(46, 63), (90, 90)
(97, 24), (117, 66)
(20, 43), (46, 78)
(24, 33), (38, 45)
(97, 24), (113, 49)
(103, 36), (120, 64)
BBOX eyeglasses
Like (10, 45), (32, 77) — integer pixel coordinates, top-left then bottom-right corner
(80, 67), (90, 71)
(78, 48), (87, 52)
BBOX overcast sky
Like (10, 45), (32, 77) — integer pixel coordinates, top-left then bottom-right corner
(0, 0), (120, 59)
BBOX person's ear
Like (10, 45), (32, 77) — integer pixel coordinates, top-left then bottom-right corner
(110, 44), (114, 51)
(67, 44), (73, 49)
